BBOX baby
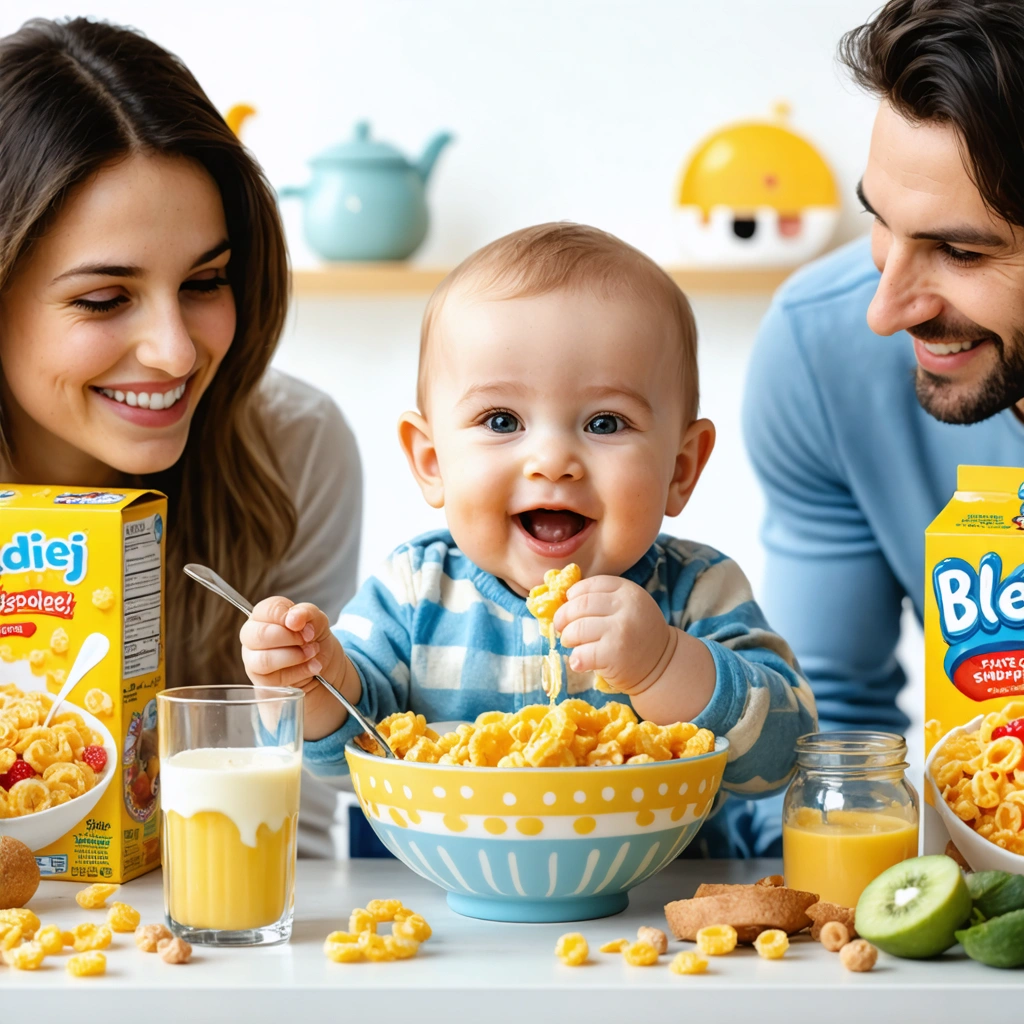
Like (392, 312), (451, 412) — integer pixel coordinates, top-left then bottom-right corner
(240, 223), (817, 846)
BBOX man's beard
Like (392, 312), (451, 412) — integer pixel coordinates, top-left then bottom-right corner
(912, 315), (1024, 425)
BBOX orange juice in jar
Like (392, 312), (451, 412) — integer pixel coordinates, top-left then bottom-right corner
(783, 732), (919, 908)
(157, 686), (302, 946)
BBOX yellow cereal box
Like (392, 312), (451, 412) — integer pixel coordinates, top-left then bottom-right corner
(924, 466), (1024, 866)
(0, 486), (166, 881)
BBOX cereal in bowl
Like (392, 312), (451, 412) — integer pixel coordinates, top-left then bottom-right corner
(0, 685), (108, 817)
(376, 700), (714, 768)
(930, 704), (1024, 856)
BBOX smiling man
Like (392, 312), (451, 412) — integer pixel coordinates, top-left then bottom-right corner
(740, 0), (1024, 854)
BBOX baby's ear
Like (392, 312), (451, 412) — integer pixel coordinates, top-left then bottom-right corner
(398, 411), (445, 508)
(665, 418), (715, 517)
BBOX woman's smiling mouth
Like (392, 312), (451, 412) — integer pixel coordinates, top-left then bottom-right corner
(90, 374), (194, 427)
(516, 508), (596, 558)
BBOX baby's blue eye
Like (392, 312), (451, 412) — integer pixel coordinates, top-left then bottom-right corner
(485, 411), (520, 433)
(586, 414), (623, 435)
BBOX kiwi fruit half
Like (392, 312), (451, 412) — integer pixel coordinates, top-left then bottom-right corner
(855, 855), (971, 958)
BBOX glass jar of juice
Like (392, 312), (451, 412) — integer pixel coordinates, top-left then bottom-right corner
(783, 732), (919, 909)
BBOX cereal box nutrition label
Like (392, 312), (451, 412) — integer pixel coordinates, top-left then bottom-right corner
(123, 514), (162, 679)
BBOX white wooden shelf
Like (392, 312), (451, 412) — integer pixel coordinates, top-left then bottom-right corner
(291, 264), (795, 297)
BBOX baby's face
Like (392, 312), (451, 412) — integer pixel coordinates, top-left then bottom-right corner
(410, 285), (702, 596)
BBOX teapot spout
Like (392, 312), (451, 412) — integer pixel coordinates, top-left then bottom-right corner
(416, 131), (453, 183)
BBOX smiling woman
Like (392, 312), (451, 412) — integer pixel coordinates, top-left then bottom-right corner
(0, 18), (362, 855)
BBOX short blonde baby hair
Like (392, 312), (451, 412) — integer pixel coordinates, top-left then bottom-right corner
(417, 222), (699, 421)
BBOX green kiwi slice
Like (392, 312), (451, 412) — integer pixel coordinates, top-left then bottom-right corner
(855, 855), (972, 958)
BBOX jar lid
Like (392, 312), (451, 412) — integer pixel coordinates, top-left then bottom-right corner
(795, 731), (907, 772)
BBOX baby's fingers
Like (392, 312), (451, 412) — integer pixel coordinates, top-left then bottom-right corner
(283, 602), (331, 641)
(567, 641), (603, 674)
(241, 641), (322, 681)
(558, 615), (608, 652)
(553, 591), (616, 633)
(240, 617), (307, 652)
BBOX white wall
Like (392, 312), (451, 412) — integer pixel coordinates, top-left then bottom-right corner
(0, 2), (923, 755)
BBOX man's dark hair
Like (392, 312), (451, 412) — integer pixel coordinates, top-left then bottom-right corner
(839, 0), (1024, 227)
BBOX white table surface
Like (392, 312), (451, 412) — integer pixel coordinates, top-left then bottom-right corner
(3, 858), (1020, 1021)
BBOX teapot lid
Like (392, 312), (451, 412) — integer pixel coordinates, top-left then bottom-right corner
(311, 121), (408, 168)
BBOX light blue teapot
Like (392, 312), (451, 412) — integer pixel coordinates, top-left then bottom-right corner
(279, 121), (453, 262)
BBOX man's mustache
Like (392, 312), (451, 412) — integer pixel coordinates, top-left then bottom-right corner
(909, 315), (999, 345)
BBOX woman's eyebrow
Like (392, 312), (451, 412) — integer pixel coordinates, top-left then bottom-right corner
(51, 238), (231, 284)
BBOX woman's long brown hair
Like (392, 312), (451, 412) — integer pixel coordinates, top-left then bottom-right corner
(0, 17), (298, 683)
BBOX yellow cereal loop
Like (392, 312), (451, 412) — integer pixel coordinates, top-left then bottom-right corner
(76, 883), (119, 909)
(670, 951), (709, 975)
(92, 587), (115, 610)
(0, 747), (15, 774)
(0, 908), (40, 938)
(325, 940), (364, 963)
(71, 923), (113, 951)
(365, 898), (404, 922)
(67, 951), (106, 977)
(622, 940), (660, 966)
(0, 922), (23, 950)
(3, 940), (45, 969)
(84, 688), (114, 717)
(393, 913), (432, 943)
(107, 901), (141, 932)
(696, 925), (738, 956)
(600, 938), (629, 953)
(358, 931), (391, 962)
(754, 929), (789, 960)
(348, 908), (376, 935)
(384, 935), (420, 960)
(36, 924), (65, 956)
(555, 932), (589, 966)
(61, 930), (75, 947)
(28, 649), (46, 668)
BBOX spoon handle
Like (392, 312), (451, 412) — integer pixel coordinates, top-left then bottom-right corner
(183, 564), (395, 758)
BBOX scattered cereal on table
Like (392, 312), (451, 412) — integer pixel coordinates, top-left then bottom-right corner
(348, 907), (377, 935)
(75, 882), (119, 909)
(0, 922), (23, 950)
(3, 940), (45, 969)
(71, 922), (112, 951)
(599, 938), (629, 953)
(753, 929), (789, 959)
(696, 924), (738, 956)
(35, 924), (65, 955)
(0, 907), (39, 937)
(67, 951), (106, 976)
(393, 913), (431, 943)
(384, 935), (420, 960)
(326, 901), (432, 963)
(107, 901), (141, 932)
(840, 939), (878, 972)
(622, 940), (659, 966)
(820, 921), (850, 952)
(669, 951), (708, 975)
(135, 923), (173, 952)
(555, 932), (589, 966)
(637, 925), (668, 954)
(158, 936), (192, 963)
(366, 898), (404, 922)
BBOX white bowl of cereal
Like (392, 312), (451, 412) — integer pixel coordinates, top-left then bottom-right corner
(926, 712), (1024, 874)
(0, 692), (117, 852)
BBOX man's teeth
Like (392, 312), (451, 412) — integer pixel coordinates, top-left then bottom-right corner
(98, 383), (186, 411)
(921, 339), (980, 356)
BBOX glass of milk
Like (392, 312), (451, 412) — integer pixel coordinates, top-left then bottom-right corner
(157, 685), (303, 946)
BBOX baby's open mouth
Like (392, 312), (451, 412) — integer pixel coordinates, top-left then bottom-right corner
(517, 509), (591, 544)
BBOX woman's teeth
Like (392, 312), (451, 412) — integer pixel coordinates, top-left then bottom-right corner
(921, 339), (980, 356)
(98, 384), (186, 411)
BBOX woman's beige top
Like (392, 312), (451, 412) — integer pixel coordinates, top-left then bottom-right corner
(177, 369), (363, 857)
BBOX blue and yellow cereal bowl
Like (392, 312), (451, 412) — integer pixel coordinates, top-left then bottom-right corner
(345, 737), (728, 922)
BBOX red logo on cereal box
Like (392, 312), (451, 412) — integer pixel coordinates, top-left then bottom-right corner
(0, 622), (36, 638)
(0, 587), (75, 619)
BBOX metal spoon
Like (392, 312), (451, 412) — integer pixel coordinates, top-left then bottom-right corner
(183, 563), (395, 758)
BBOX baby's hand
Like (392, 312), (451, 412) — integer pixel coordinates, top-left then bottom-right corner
(239, 597), (350, 739)
(553, 577), (676, 695)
